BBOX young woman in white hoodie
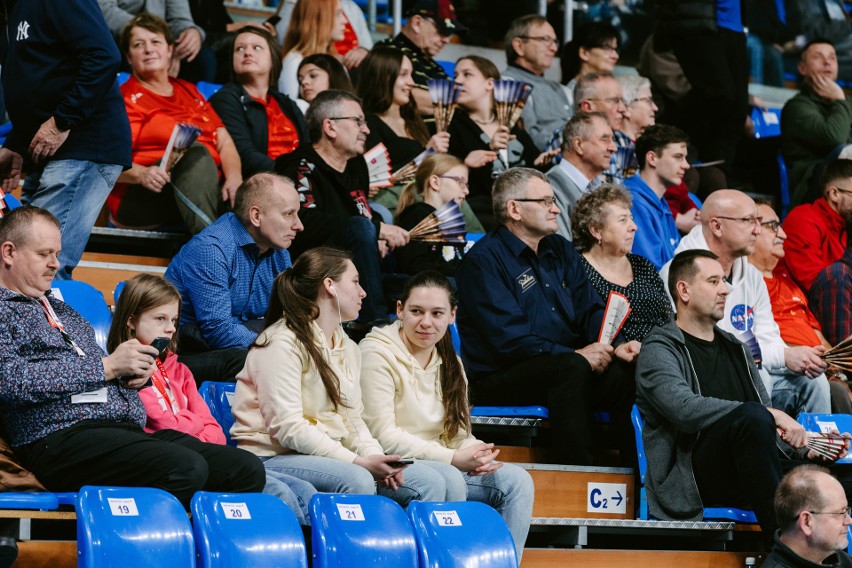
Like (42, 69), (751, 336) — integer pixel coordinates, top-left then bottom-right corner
(359, 271), (535, 559)
(230, 247), (447, 506)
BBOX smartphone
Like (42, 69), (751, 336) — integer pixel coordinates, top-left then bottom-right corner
(388, 458), (414, 467)
(265, 15), (281, 26)
(151, 337), (171, 361)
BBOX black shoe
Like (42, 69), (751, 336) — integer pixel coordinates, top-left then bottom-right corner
(0, 537), (17, 568)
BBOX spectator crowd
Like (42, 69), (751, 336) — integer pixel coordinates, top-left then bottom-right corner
(3, 0), (852, 565)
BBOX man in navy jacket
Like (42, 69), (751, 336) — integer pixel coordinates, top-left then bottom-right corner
(0, 0), (131, 279)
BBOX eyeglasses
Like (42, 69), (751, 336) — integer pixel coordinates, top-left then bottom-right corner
(592, 44), (619, 54)
(514, 196), (557, 208)
(760, 219), (781, 233)
(834, 186), (852, 195)
(328, 116), (368, 128)
(438, 175), (468, 188)
(715, 215), (761, 227)
(519, 35), (559, 47)
(808, 507), (852, 518)
(630, 96), (655, 105)
(585, 97), (626, 106)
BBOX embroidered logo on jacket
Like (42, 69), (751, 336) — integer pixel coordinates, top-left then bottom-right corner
(517, 269), (536, 293)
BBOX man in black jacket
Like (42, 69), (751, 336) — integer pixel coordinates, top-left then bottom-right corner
(764, 465), (852, 567)
(0, 0), (131, 280)
(276, 90), (409, 323)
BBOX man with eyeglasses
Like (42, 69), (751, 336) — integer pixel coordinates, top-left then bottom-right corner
(765, 465), (852, 567)
(778, 159), (852, 293)
(747, 200), (852, 414)
(546, 112), (616, 240)
(374, 0), (463, 115)
(574, 72), (632, 184)
(638, 250), (850, 543)
(457, 167), (641, 466)
(276, 90), (409, 327)
(661, 190), (832, 418)
(501, 15), (572, 152)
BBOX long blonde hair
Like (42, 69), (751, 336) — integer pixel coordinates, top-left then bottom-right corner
(396, 154), (465, 216)
(283, 0), (340, 58)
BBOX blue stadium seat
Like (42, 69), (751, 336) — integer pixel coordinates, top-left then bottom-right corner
(50, 280), (111, 353)
(309, 493), (418, 567)
(777, 151), (790, 220)
(797, 413), (852, 464)
(76, 486), (195, 568)
(0, 121), (12, 147)
(448, 322), (461, 354)
(113, 281), (126, 305)
(407, 500), (517, 568)
(191, 491), (307, 568)
(435, 60), (455, 77)
(631, 405), (758, 523)
(54, 492), (77, 507)
(2, 192), (20, 211)
(750, 106), (781, 139)
(470, 406), (549, 419)
(196, 82), (223, 100)
(116, 72), (130, 86)
(0, 492), (58, 511)
(198, 381), (237, 446)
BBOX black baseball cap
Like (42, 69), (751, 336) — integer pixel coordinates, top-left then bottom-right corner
(405, 0), (466, 36)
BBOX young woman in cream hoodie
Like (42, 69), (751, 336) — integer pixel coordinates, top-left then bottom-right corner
(359, 271), (535, 559)
(230, 247), (447, 506)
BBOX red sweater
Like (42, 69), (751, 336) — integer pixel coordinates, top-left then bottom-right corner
(138, 353), (226, 444)
(775, 197), (847, 291)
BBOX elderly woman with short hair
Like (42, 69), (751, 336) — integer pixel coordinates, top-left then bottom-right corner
(572, 184), (672, 341)
(618, 75), (659, 142)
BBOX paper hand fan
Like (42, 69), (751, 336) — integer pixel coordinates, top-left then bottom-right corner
(408, 200), (467, 244)
(598, 291), (631, 345)
(820, 335), (852, 373)
(160, 123), (203, 172)
(392, 148), (436, 185)
(806, 432), (848, 461)
(364, 144), (392, 190)
(429, 79), (460, 133)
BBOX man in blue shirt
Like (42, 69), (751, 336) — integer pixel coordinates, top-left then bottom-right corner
(457, 167), (641, 465)
(165, 173), (303, 383)
(626, 124), (690, 269)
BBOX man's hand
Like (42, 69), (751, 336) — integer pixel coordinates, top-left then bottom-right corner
(0, 148), (23, 191)
(811, 73), (846, 102)
(102, 339), (159, 381)
(784, 345), (828, 379)
(769, 407), (809, 449)
(807, 430), (852, 462)
(378, 222), (409, 249)
(614, 340), (641, 363)
(29, 117), (70, 164)
(174, 27), (202, 62)
(343, 46), (369, 69)
(575, 342), (614, 373)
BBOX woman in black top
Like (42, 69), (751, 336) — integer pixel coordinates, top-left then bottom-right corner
(448, 55), (541, 230)
(356, 47), (449, 176)
(394, 154), (478, 278)
(572, 184), (672, 342)
(210, 27), (309, 178)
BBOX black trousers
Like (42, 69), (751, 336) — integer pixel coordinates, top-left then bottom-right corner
(472, 353), (636, 467)
(16, 421), (265, 507)
(692, 402), (852, 541)
(670, 28), (749, 176)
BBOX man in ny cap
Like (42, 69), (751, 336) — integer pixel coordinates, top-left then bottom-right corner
(375, 0), (465, 114)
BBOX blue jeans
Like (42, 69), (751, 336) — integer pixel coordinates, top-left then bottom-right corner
(22, 160), (122, 280)
(768, 371), (831, 417)
(262, 468), (317, 526)
(416, 460), (534, 560)
(261, 454), (447, 508)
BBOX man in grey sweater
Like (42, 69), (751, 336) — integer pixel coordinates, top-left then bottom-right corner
(636, 249), (850, 539)
(501, 14), (571, 152)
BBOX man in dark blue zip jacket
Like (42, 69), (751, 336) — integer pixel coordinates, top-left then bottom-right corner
(0, 0), (131, 279)
(637, 249), (852, 541)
